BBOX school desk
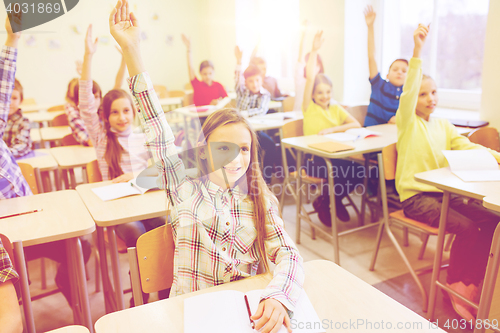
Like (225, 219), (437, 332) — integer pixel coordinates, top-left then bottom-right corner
(75, 181), (168, 313)
(20, 103), (56, 113)
(94, 259), (444, 333)
(414, 168), (500, 322)
(49, 146), (97, 189)
(24, 110), (65, 125)
(46, 325), (90, 333)
(30, 128), (41, 145)
(247, 110), (303, 132)
(281, 123), (398, 265)
(158, 97), (183, 111)
(0, 190), (96, 333)
(16, 148), (61, 192)
(40, 126), (72, 146)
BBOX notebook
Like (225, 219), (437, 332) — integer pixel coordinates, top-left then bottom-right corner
(442, 150), (500, 182)
(308, 141), (355, 153)
(324, 128), (381, 142)
(449, 119), (489, 128)
(91, 177), (160, 201)
(184, 289), (325, 333)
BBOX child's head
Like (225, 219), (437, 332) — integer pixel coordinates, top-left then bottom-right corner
(386, 59), (408, 87)
(250, 57), (267, 77)
(303, 53), (324, 78)
(101, 89), (136, 179)
(66, 79), (102, 107)
(416, 74), (438, 120)
(312, 73), (333, 109)
(199, 60), (214, 86)
(243, 65), (263, 94)
(9, 79), (23, 115)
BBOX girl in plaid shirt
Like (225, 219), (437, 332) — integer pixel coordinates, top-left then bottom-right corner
(109, 1), (304, 332)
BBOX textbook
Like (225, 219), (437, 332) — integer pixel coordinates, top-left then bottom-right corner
(91, 177), (160, 201)
(442, 150), (500, 182)
(324, 128), (381, 142)
(184, 289), (325, 333)
(308, 140), (355, 153)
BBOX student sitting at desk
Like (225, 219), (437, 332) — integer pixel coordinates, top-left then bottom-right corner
(109, 2), (304, 331)
(2, 78), (31, 158)
(0, 16), (91, 308)
(397, 24), (500, 321)
(302, 31), (364, 224)
(0, 238), (22, 333)
(181, 34), (228, 106)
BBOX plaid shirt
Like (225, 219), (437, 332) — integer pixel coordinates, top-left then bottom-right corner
(129, 72), (304, 314)
(0, 239), (18, 284)
(0, 46), (32, 199)
(235, 65), (271, 117)
(65, 102), (89, 145)
(3, 108), (31, 157)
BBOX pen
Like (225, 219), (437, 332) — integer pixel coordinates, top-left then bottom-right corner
(244, 294), (255, 329)
(0, 209), (43, 220)
(354, 135), (361, 143)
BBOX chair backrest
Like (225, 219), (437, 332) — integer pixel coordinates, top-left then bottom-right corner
(47, 104), (65, 112)
(86, 160), (102, 183)
(183, 93), (194, 107)
(51, 113), (69, 127)
(21, 97), (36, 106)
(167, 90), (186, 98)
(347, 105), (368, 125)
(281, 119), (303, 139)
(468, 127), (500, 152)
(17, 162), (41, 194)
(61, 134), (80, 146)
(381, 143), (398, 181)
(282, 96), (295, 112)
(153, 85), (168, 99)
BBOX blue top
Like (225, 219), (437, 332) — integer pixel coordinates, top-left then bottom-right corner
(364, 73), (403, 126)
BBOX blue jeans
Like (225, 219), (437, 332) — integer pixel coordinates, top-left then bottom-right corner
(258, 131), (279, 184)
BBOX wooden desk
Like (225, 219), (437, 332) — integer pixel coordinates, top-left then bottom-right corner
(25, 111), (65, 124)
(20, 103), (55, 113)
(50, 146), (97, 189)
(46, 325), (90, 333)
(248, 111), (303, 132)
(40, 126), (72, 145)
(95, 260), (444, 333)
(76, 181), (168, 312)
(30, 128), (41, 144)
(414, 168), (500, 322)
(0, 191), (95, 333)
(281, 124), (397, 264)
(159, 97), (183, 111)
(15, 149), (61, 192)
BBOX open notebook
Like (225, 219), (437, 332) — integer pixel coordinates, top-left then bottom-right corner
(442, 150), (500, 182)
(184, 289), (324, 333)
(91, 177), (160, 201)
(323, 128), (381, 142)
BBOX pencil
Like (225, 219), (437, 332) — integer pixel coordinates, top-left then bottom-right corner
(244, 294), (255, 329)
(0, 209), (43, 220)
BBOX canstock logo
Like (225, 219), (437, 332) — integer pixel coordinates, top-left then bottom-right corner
(5, 0), (80, 32)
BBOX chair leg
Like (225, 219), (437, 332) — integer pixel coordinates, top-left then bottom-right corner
(369, 222), (385, 271)
(94, 248), (101, 293)
(403, 226), (409, 247)
(40, 258), (47, 290)
(418, 234), (430, 260)
(444, 234), (455, 252)
(279, 179), (290, 215)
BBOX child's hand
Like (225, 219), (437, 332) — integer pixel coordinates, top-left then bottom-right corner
(111, 172), (134, 183)
(364, 5), (376, 27)
(234, 46), (243, 64)
(251, 299), (292, 333)
(85, 24), (99, 55)
(413, 23), (429, 57)
(181, 34), (191, 50)
(311, 30), (324, 52)
(210, 98), (220, 105)
(318, 128), (333, 135)
(388, 116), (396, 124)
(109, 0), (141, 50)
(5, 15), (21, 40)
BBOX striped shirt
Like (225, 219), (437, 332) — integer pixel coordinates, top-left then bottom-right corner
(364, 73), (403, 126)
(3, 108), (31, 158)
(0, 46), (32, 199)
(235, 65), (271, 117)
(128, 72), (304, 314)
(0, 239), (18, 284)
(65, 102), (90, 145)
(78, 80), (149, 181)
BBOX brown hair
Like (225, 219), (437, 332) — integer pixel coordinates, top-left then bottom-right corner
(312, 73), (332, 96)
(304, 53), (324, 78)
(422, 74), (433, 81)
(67, 79), (102, 105)
(199, 60), (214, 72)
(196, 109), (275, 272)
(101, 89), (135, 179)
(243, 65), (262, 79)
(388, 58), (408, 71)
(13, 79), (23, 102)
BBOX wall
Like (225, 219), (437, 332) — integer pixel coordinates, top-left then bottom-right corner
(480, 0), (500, 129)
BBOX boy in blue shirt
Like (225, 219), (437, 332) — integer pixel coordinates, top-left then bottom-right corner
(364, 5), (408, 126)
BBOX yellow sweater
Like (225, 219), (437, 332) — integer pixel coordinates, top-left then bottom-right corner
(302, 101), (349, 136)
(396, 58), (500, 202)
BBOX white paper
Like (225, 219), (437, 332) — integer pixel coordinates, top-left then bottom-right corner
(324, 133), (358, 142)
(344, 128), (381, 139)
(91, 182), (141, 201)
(442, 150), (500, 182)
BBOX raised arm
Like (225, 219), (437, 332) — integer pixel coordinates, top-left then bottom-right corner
(302, 31), (323, 111)
(113, 46), (127, 89)
(234, 46), (244, 92)
(364, 5), (378, 80)
(181, 34), (196, 82)
(81, 24), (98, 82)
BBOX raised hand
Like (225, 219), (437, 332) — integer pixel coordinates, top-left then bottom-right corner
(311, 30), (324, 52)
(234, 46), (243, 64)
(181, 34), (191, 50)
(5, 15), (21, 48)
(413, 23), (430, 57)
(85, 24), (98, 55)
(109, 0), (141, 50)
(364, 5), (376, 26)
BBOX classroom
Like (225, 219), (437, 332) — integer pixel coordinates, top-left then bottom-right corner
(0, 0), (500, 332)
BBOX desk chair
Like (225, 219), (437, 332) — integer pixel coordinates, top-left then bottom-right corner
(346, 105), (368, 125)
(61, 134), (80, 147)
(282, 96), (295, 112)
(0, 234), (36, 333)
(47, 105), (65, 112)
(468, 127), (500, 152)
(153, 85), (168, 99)
(128, 224), (174, 306)
(369, 143), (449, 312)
(167, 90), (186, 98)
(51, 113), (69, 127)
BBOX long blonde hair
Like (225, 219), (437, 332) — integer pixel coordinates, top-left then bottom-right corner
(196, 109), (275, 272)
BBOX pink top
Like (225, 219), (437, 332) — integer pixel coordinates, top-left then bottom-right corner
(78, 80), (149, 180)
(191, 77), (227, 106)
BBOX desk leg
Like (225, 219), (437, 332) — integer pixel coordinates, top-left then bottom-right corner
(62, 169), (69, 190)
(96, 226), (116, 313)
(69, 169), (77, 189)
(54, 168), (62, 191)
(13, 242), (36, 333)
(295, 151), (303, 245)
(325, 158), (340, 265)
(428, 191), (450, 320)
(359, 155), (370, 226)
(108, 226), (125, 310)
(66, 240), (81, 324)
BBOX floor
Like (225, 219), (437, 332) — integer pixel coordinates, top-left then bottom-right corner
(26, 187), (463, 332)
